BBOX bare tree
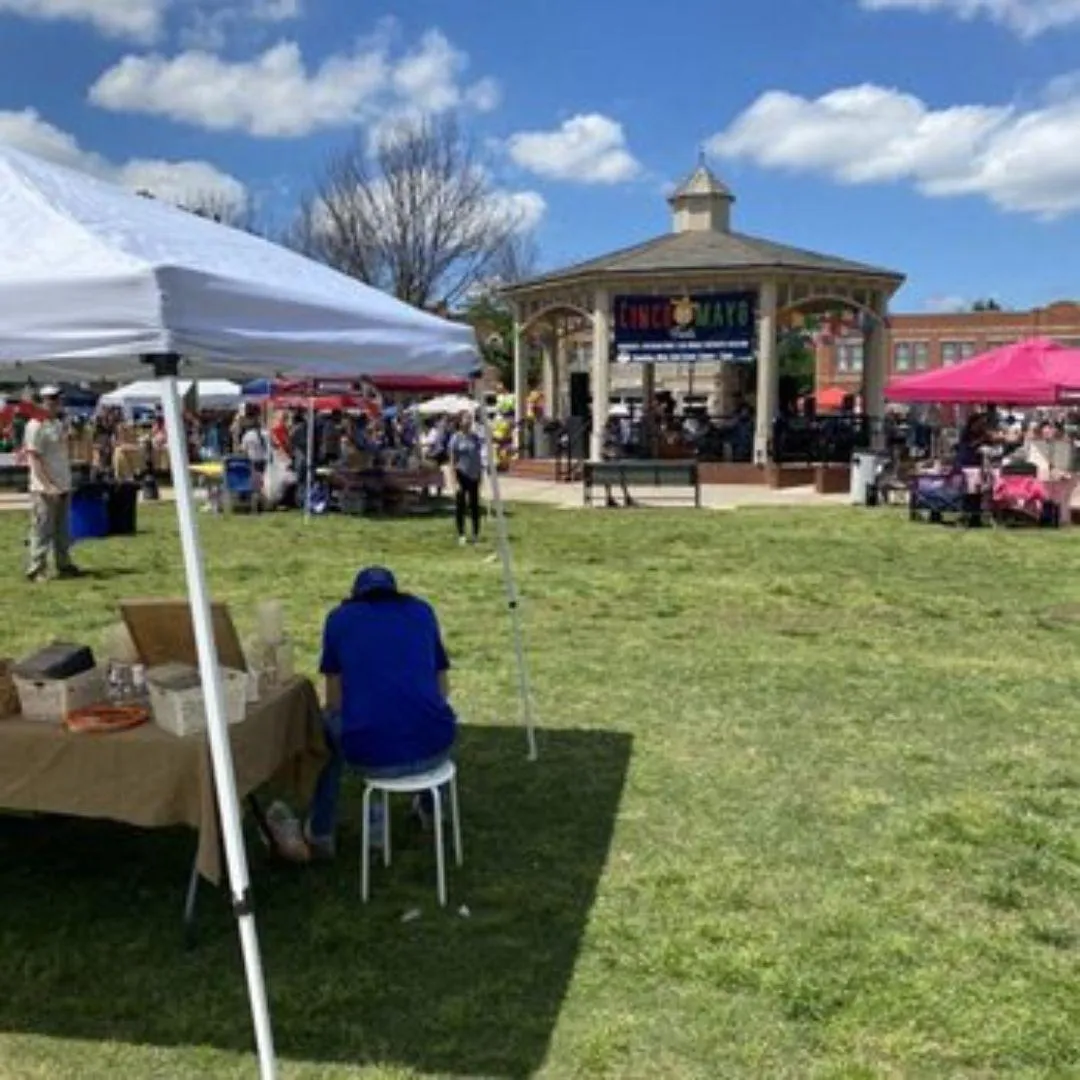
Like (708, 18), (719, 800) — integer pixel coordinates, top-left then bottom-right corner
(485, 231), (539, 293)
(135, 189), (260, 234)
(287, 113), (533, 309)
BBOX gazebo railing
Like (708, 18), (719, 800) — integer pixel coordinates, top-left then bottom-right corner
(512, 413), (886, 467)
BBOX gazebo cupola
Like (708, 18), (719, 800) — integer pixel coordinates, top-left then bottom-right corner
(667, 157), (735, 234)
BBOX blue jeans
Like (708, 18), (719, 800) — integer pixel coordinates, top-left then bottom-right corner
(307, 709), (453, 842)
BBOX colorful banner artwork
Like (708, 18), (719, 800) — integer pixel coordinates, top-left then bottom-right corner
(613, 292), (757, 362)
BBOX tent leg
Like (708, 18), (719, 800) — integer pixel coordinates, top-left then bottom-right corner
(183, 851), (201, 949)
(474, 385), (538, 761)
(304, 395), (315, 522)
(149, 355), (277, 1080)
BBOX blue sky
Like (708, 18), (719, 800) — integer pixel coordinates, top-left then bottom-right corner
(0, 0), (1078, 312)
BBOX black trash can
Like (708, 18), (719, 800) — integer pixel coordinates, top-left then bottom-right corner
(107, 482), (139, 536)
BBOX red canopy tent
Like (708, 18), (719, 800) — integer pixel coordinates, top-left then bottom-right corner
(270, 392), (379, 416)
(0, 400), (48, 424)
(886, 338), (1080, 406)
(368, 373), (469, 394)
(815, 386), (851, 411)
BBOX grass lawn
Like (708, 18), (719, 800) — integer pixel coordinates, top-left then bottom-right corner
(3, 500), (1080, 1078)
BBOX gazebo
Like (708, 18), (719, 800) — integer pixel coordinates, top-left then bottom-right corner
(501, 160), (905, 471)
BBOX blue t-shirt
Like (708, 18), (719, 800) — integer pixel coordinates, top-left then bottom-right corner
(319, 594), (455, 768)
(450, 431), (484, 481)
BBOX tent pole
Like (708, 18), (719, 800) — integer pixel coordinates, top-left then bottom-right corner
(304, 392), (315, 522)
(148, 354), (277, 1079)
(473, 380), (538, 760)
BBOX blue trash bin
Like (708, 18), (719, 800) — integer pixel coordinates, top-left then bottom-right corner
(70, 485), (109, 543)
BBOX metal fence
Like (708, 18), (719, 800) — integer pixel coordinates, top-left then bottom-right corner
(514, 413), (888, 470)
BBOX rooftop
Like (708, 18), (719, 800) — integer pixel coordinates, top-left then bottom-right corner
(504, 228), (904, 293)
(505, 158), (903, 295)
(667, 160), (734, 203)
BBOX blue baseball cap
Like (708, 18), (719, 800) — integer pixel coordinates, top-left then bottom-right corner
(351, 566), (398, 598)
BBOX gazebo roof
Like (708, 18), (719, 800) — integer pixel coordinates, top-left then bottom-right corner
(667, 161), (734, 203)
(504, 228), (903, 295)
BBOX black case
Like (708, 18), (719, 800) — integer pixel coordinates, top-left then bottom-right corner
(13, 643), (95, 680)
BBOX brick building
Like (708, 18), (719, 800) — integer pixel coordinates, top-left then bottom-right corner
(817, 300), (1080, 395)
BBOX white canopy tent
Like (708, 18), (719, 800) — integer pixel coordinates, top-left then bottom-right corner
(0, 143), (537, 1079)
(413, 393), (479, 417)
(99, 379), (242, 411)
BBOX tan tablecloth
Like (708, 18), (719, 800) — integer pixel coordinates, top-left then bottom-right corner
(0, 677), (325, 884)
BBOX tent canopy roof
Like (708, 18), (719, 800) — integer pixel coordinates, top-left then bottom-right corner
(99, 379), (241, 408)
(0, 144), (478, 377)
(886, 337), (1080, 405)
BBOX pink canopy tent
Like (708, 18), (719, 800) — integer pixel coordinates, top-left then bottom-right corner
(886, 338), (1080, 406)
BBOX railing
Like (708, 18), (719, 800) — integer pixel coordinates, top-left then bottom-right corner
(511, 413), (888, 468)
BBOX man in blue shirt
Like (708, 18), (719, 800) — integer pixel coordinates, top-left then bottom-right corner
(304, 566), (457, 856)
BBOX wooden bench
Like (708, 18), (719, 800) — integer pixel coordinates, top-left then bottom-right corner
(583, 459), (701, 508)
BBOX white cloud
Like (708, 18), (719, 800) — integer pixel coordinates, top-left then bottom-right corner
(249, 0), (300, 17)
(506, 114), (641, 184)
(924, 295), (969, 312)
(859, 0), (1080, 37)
(89, 24), (500, 139)
(707, 80), (1080, 218)
(0, 107), (246, 208)
(0, 0), (168, 41)
(0, 0), (304, 44)
(180, 0), (303, 50)
(490, 189), (546, 233)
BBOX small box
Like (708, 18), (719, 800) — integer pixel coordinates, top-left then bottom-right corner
(146, 663), (248, 737)
(14, 666), (108, 723)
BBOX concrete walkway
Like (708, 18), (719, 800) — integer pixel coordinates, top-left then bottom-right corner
(0, 479), (847, 513)
(493, 476), (849, 510)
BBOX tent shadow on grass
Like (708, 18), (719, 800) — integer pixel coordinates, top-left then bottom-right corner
(0, 724), (631, 1078)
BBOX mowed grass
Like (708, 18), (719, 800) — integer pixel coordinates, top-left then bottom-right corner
(2, 500), (1080, 1078)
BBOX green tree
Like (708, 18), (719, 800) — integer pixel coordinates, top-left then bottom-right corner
(778, 335), (815, 396)
(460, 292), (542, 391)
(970, 298), (1003, 312)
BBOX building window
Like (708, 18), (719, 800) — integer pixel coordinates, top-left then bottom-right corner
(912, 341), (930, 370)
(836, 339), (864, 374)
(893, 342), (912, 372)
(941, 341), (976, 365)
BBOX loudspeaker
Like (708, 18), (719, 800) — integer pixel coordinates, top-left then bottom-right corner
(565, 415), (588, 459)
(570, 372), (590, 418)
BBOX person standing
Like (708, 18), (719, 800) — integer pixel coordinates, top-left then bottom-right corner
(24, 386), (80, 582)
(449, 411), (484, 545)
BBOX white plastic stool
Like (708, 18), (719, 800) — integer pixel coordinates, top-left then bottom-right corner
(361, 759), (462, 907)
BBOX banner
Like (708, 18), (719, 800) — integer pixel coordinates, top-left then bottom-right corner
(613, 291), (757, 363)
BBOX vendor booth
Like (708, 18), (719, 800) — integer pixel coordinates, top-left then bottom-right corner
(886, 338), (1080, 526)
(0, 143), (537, 1080)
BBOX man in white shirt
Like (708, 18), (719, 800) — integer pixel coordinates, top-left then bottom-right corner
(24, 386), (79, 582)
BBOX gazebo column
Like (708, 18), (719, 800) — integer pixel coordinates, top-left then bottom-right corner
(552, 324), (566, 420)
(753, 280), (778, 465)
(864, 302), (887, 450)
(590, 288), (611, 461)
(542, 323), (558, 423)
(512, 319), (526, 452)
